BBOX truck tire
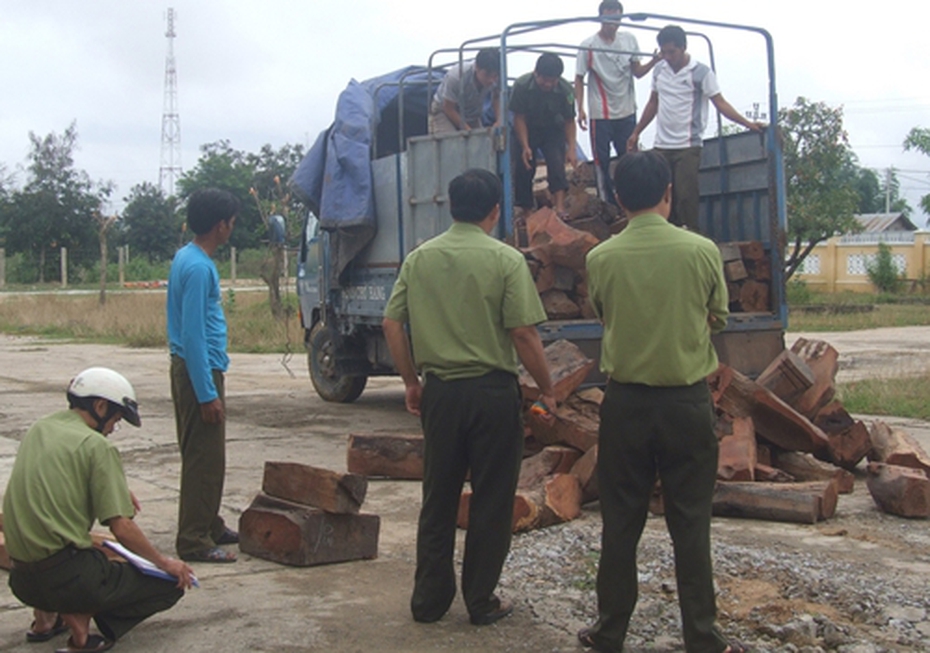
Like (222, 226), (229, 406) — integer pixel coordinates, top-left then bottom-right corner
(308, 323), (367, 403)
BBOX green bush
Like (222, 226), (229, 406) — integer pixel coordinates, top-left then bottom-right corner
(867, 242), (903, 294)
(786, 278), (813, 305)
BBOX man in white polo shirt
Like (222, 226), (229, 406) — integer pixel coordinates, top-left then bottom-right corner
(627, 25), (765, 232)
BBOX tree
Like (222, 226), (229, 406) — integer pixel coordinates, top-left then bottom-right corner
(853, 166), (911, 216)
(0, 123), (112, 282)
(780, 98), (860, 280)
(903, 127), (930, 217)
(120, 182), (181, 262)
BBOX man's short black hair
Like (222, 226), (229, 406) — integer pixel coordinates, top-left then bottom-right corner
(475, 48), (500, 75)
(598, 0), (623, 15)
(449, 168), (502, 223)
(657, 25), (687, 50)
(534, 52), (564, 78)
(613, 151), (671, 212)
(186, 188), (239, 235)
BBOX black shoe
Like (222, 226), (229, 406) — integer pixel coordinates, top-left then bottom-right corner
(215, 527), (239, 545)
(469, 599), (513, 626)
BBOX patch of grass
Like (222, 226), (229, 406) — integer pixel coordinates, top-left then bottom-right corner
(789, 303), (930, 332)
(0, 288), (304, 355)
(838, 375), (930, 421)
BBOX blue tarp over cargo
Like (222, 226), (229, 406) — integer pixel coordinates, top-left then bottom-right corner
(290, 65), (440, 280)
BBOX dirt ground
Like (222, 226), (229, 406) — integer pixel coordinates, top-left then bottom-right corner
(0, 327), (929, 652)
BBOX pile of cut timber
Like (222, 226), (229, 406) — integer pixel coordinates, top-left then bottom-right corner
(518, 189), (774, 319)
(239, 461), (380, 566)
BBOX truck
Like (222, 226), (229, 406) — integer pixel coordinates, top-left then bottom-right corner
(290, 12), (788, 402)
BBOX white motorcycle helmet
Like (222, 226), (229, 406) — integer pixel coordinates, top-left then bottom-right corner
(67, 367), (141, 428)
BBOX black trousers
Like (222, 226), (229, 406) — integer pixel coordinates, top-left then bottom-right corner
(410, 371), (523, 622)
(514, 126), (569, 209)
(588, 380), (727, 653)
(10, 547), (184, 642)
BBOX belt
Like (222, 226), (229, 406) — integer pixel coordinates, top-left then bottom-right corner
(11, 545), (80, 573)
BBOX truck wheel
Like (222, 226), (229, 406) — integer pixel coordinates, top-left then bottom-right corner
(308, 323), (367, 403)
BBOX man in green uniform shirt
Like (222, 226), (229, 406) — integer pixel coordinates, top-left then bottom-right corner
(579, 152), (744, 653)
(4, 367), (193, 653)
(383, 168), (556, 627)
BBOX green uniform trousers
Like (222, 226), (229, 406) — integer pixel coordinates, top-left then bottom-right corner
(655, 146), (703, 233)
(411, 371), (523, 623)
(9, 547), (183, 642)
(588, 380), (727, 653)
(170, 355), (229, 557)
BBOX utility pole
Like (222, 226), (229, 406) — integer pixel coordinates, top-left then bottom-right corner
(159, 8), (181, 197)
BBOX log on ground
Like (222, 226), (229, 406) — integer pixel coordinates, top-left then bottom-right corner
(346, 433), (424, 480)
(868, 421), (930, 475)
(262, 461), (367, 514)
(866, 462), (930, 518)
(457, 473), (582, 533)
(712, 480), (839, 524)
(239, 493), (379, 566)
(771, 451), (855, 494)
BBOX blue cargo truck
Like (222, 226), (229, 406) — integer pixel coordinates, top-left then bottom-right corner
(290, 13), (788, 402)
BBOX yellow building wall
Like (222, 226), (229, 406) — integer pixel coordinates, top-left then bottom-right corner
(795, 233), (930, 293)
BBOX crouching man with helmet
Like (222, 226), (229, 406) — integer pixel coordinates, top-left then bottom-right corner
(4, 367), (193, 653)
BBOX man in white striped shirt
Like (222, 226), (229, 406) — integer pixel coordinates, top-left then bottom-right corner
(575, 1), (659, 207)
(627, 25), (765, 232)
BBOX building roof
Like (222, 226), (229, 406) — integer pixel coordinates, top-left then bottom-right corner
(854, 212), (918, 233)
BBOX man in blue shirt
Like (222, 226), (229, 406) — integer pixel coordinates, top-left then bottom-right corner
(167, 188), (239, 563)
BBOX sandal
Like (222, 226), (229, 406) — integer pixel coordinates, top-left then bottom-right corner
(577, 627), (610, 652)
(54, 634), (114, 653)
(27, 616), (69, 643)
(180, 546), (237, 563)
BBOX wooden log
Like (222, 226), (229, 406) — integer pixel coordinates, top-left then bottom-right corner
(756, 350), (815, 405)
(717, 416), (757, 481)
(262, 461), (367, 514)
(789, 338), (839, 419)
(518, 446), (581, 489)
(812, 400), (855, 434)
(754, 463), (795, 483)
(540, 289), (582, 320)
(825, 421), (872, 470)
(738, 280), (770, 312)
(713, 365), (831, 457)
(868, 421), (930, 475)
(747, 257), (772, 281)
(527, 404), (599, 452)
(569, 215), (613, 242)
(718, 242), (742, 262)
(866, 462), (930, 518)
(570, 444), (599, 503)
(553, 265), (577, 292)
(712, 480), (839, 524)
(725, 259), (749, 282)
(771, 451), (855, 494)
(524, 207), (600, 270)
(519, 339), (595, 404)
(457, 473), (582, 532)
(346, 433), (424, 480)
(239, 493), (379, 566)
(738, 240), (766, 261)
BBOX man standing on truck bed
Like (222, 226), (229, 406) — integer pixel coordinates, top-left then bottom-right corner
(167, 188), (240, 564)
(382, 168), (557, 627)
(579, 151), (744, 653)
(511, 52), (577, 218)
(627, 25), (764, 232)
(575, 0), (659, 207)
(428, 47), (500, 134)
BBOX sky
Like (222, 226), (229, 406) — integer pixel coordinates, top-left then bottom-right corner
(2, 0), (929, 220)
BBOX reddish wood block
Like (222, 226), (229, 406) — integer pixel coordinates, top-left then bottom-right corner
(866, 462), (930, 518)
(263, 461), (367, 514)
(346, 433), (424, 480)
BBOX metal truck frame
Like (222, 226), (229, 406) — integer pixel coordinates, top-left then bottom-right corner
(294, 12), (788, 402)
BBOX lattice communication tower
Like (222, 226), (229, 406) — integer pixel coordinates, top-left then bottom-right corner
(159, 8), (182, 197)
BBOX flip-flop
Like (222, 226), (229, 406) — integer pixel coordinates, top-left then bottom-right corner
(54, 634), (114, 653)
(26, 616), (68, 643)
(180, 546), (237, 563)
